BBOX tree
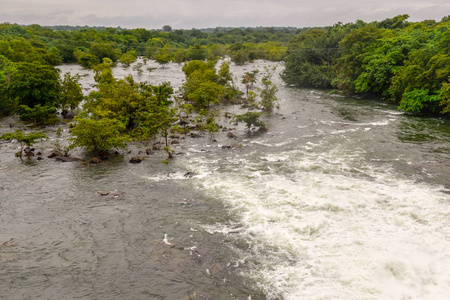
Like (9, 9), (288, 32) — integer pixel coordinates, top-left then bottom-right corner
(241, 70), (259, 96)
(153, 45), (172, 66)
(162, 25), (173, 32)
(234, 112), (267, 132)
(18, 104), (58, 125)
(58, 72), (84, 117)
(0, 55), (17, 116)
(259, 66), (279, 114)
(398, 89), (441, 114)
(440, 79), (450, 113)
(4, 62), (61, 108)
(118, 50), (137, 66)
(1, 130), (48, 159)
(69, 117), (128, 156)
(90, 43), (121, 62)
(74, 50), (100, 69)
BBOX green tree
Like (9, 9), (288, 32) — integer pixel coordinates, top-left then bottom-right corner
(69, 117), (128, 156)
(18, 104), (58, 125)
(398, 89), (441, 114)
(58, 72), (84, 117)
(4, 62), (61, 108)
(74, 50), (100, 69)
(234, 111), (267, 132)
(259, 66), (279, 114)
(90, 43), (121, 62)
(1, 130), (48, 159)
(118, 50), (137, 66)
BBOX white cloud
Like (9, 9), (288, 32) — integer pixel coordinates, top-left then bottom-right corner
(0, 0), (449, 28)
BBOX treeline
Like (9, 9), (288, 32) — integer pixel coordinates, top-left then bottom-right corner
(0, 23), (294, 68)
(283, 15), (450, 115)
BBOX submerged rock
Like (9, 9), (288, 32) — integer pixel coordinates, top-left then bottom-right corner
(47, 151), (62, 158)
(90, 157), (101, 164)
(55, 156), (83, 162)
(24, 151), (34, 157)
(97, 190), (109, 196)
(184, 172), (197, 178)
(129, 156), (143, 164)
(227, 132), (236, 139)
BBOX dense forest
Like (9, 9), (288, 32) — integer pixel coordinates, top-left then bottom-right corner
(283, 15), (450, 115)
(0, 15), (449, 157)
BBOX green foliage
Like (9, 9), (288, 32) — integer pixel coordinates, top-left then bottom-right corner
(1, 130), (48, 158)
(90, 43), (121, 63)
(283, 16), (450, 115)
(4, 62), (61, 108)
(153, 46), (173, 66)
(69, 117), (128, 156)
(74, 50), (100, 69)
(18, 104), (58, 125)
(217, 61), (233, 85)
(181, 60), (228, 111)
(119, 50), (137, 66)
(283, 27), (344, 88)
(398, 89), (442, 114)
(189, 81), (225, 110)
(241, 70), (259, 95)
(440, 79), (450, 113)
(259, 66), (279, 114)
(58, 72), (84, 116)
(234, 111), (267, 131)
(85, 61), (176, 140)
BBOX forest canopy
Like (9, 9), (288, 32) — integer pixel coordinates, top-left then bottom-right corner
(1, 15), (450, 119)
(282, 15), (450, 115)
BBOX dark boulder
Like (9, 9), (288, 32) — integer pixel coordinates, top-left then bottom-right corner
(48, 151), (62, 158)
(184, 172), (197, 178)
(129, 156), (143, 164)
(227, 132), (236, 139)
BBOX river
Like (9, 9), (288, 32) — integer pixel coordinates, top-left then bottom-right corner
(0, 59), (449, 299)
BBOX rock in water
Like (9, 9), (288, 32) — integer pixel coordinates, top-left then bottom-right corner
(227, 132), (236, 139)
(129, 156), (142, 164)
(55, 156), (83, 162)
(90, 157), (101, 164)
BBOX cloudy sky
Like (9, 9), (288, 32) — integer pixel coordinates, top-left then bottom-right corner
(1, 0), (449, 29)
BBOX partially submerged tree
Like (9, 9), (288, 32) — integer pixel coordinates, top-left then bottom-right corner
(234, 112), (268, 132)
(18, 104), (58, 125)
(57, 72), (84, 117)
(259, 66), (279, 114)
(69, 117), (128, 157)
(1, 130), (48, 159)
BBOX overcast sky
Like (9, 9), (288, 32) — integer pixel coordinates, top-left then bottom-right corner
(1, 0), (449, 29)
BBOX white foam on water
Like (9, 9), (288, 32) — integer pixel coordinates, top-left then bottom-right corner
(190, 149), (450, 300)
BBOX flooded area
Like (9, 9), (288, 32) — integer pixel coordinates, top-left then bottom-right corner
(1, 59), (449, 299)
